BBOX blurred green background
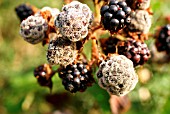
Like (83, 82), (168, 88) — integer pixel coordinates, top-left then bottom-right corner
(1, 0), (170, 114)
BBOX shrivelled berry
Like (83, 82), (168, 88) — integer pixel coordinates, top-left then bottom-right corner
(97, 54), (138, 96)
(20, 15), (48, 44)
(34, 64), (55, 89)
(54, 1), (93, 42)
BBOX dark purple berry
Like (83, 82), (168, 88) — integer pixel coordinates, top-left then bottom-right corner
(15, 4), (34, 22)
(34, 64), (54, 89)
(100, 0), (131, 33)
(58, 61), (95, 93)
(118, 39), (150, 66)
(155, 24), (170, 54)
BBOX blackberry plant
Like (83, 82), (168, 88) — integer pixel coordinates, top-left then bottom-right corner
(14, 0), (154, 113)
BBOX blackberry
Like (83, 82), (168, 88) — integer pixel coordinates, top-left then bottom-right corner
(126, 10), (152, 34)
(46, 35), (78, 66)
(34, 64), (54, 88)
(54, 1), (93, 42)
(118, 39), (150, 66)
(100, 37), (120, 55)
(15, 4), (34, 21)
(100, 0), (131, 33)
(20, 15), (48, 44)
(97, 54), (138, 96)
(59, 61), (95, 93)
(155, 24), (170, 53)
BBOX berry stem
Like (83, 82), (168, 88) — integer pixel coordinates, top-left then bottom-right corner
(93, 0), (102, 23)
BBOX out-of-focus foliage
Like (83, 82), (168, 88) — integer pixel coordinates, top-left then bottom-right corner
(0, 0), (170, 114)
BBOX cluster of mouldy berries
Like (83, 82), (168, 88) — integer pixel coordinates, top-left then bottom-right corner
(15, 0), (153, 96)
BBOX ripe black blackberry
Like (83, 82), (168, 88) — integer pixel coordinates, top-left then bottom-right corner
(100, 0), (131, 33)
(58, 61), (95, 93)
(15, 4), (34, 21)
(118, 39), (150, 66)
(100, 37), (120, 55)
(34, 64), (55, 89)
(155, 24), (170, 53)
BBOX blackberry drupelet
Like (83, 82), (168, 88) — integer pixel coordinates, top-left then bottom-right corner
(97, 54), (138, 96)
(155, 24), (170, 53)
(15, 4), (34, 21)
(34, 64), (54, 88)
(118, 39), (150, 66)
(100, 0), (131, 33)
(100, 37), (120, 55)
(59, 62), (95, 93)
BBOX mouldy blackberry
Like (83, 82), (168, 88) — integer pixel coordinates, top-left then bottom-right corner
(126, 0), (150, 10)
(118, 39), (150, 66)
(100, 0), (131, 33)
(40, 7), (60, 17)
(97, 54), (138, 96)
(46, 35), (78, 66)
(15, 4), (34, 21)
(34, 64), (54, 88)
(155, 24), (170, 53)
(54, 1), (93, 42)
(58, 61), (95, 93)
(100, 37), (120, 55)
(126, 10), (152, 34)
(20, 15), (48, 44)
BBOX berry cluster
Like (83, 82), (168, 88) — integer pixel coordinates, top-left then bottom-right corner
(15, 0), (153, 96)
(155, 24), (170, 53)
(100, 0), (131, 33)
(118, 39), (150, 66)
(59, 61), (94, 93)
